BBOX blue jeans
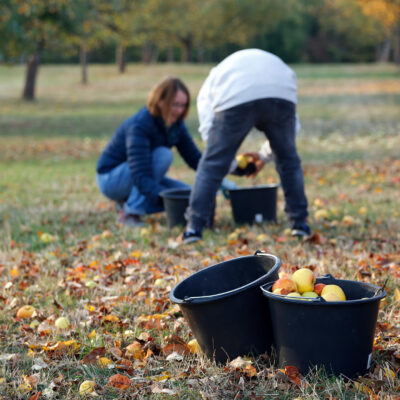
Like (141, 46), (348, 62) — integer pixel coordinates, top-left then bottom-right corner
(187, 98), (308, 232)
(97, 146), (190, 215)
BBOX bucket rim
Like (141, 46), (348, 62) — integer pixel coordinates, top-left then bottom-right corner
(170, 253), (281, 305)
(228, 183), (280, 193)
(260, 276), (387, 305)
(159, 188), (191, 200)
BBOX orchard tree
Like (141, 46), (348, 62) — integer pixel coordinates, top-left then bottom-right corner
(357, 0), (400, 63)
(0, 0), (76, 100)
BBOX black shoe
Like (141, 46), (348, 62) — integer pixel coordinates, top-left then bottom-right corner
(291, 222), (311, 237)
(182, 229), (202, 244)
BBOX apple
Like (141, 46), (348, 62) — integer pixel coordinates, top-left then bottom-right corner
(286, 292), (302, 298)
(55, 316), (70, 330)
(278, 271), (292, 280)
(313, 283), (326, 296)
(236, 154), (249, 169)
(321, 284), (346, 301)
(321, 292), (342, 302)
(79, 380), (96, 396)
(272, 277), (297, 294)
(302, 291), (318, 298)
(16, 305), (35, 319)
(292, 268), (315, 294)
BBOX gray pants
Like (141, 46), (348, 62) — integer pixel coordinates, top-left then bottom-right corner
(186, 98), (308, 232)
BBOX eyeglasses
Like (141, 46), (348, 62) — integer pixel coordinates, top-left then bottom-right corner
(171, 102), (187, 109)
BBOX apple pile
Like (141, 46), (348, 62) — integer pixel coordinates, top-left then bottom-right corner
(271, 268), (347, 301)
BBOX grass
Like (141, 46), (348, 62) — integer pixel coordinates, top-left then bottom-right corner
(0, 62), (399, 399)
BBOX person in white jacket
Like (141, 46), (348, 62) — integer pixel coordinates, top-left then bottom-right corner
(182, 49), (310, 243)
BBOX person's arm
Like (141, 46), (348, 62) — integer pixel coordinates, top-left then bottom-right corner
(126, 124), (163, 205)
(176, 124), (202, 170)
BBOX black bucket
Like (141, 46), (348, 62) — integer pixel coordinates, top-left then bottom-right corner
(261, 274), (386, 377)
(228, 184), (279, 224)
(170, 251), (281, 363)
(160, 188), (190, 228)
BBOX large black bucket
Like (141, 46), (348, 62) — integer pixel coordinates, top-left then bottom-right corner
(261, 275), (386, 377)
(228, 184), (279, 224)
(170, 252), (281, 363)
(160, 188), (190, 228)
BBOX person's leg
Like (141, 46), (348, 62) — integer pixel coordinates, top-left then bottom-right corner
(96, 162), (134, 203)
(186, 102), (256, 235)
(255, 98), (309, 229)
(126, 146), (176, 215)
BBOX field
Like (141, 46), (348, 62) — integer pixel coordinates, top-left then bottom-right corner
(0, 62), (399, 399)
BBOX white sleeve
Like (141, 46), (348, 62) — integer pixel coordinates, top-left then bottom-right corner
(197, 74), (214, 142)
(258, 141), (274, 163)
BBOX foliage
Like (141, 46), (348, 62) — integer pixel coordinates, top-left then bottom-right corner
(0, 63), (399, 399)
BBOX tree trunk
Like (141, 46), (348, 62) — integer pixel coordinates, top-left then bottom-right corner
(150, 46), (159, 63)
(22, 41), (44, 101)
(116, 44), (126, 73)
(197, 45), (205, 63)
(167, 45), (175, 62)
(376, 36), (391, 62)
(393, 23), (400, 65)
(180, 39), (193, 62)
(142, 41), (153, 64)
(80, 43), (88, 85)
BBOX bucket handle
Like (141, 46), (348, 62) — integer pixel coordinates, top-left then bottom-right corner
(254, 249), (267, 256)
(374, 277), (388, 297)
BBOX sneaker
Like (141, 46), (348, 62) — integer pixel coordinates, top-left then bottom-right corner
(182, 229), (202, 244)
(291, 221), (311, 237)
(118, 210), (145, 227)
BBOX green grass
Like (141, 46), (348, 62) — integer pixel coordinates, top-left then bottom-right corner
(0, 62), (399, 399)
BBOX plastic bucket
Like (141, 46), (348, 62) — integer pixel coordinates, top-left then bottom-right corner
(170, 252), (281, 363)
(228, 184), (279, 224)
(261, 274), (386, 377)
(160, 188), (190, 228)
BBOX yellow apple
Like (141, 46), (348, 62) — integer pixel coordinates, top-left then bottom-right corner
(292, 268), (316, 294)
(79, 380), (96, 396)
(321, 292), (342, 302)
(16, 305), (35, 319)
(55, 316), (70, 330)
(272, 277), (297, 295)
(321, 284), (346, 301)
(236, 154), (249, 169)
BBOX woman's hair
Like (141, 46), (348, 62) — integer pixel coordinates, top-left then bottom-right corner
(147, 76), (190, 121)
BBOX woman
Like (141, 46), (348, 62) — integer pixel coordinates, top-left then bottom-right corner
(96, 76), (201, 227)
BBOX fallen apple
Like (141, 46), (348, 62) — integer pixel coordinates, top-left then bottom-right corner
(16, 305), (35, 319)
(79, 380), (96, 396)
(55, 316), (70, 330)
(292, 268), (315, 294)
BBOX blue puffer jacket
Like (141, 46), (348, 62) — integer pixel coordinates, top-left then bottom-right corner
(96, 107), (201, 204)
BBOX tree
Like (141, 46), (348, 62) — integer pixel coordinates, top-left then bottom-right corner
(357, 0), (400, 63)
(0, 0), (76, 100)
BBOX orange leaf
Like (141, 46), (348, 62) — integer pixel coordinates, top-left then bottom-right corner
(107, 374), (131, 390)
(284, 365), (302, 386)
